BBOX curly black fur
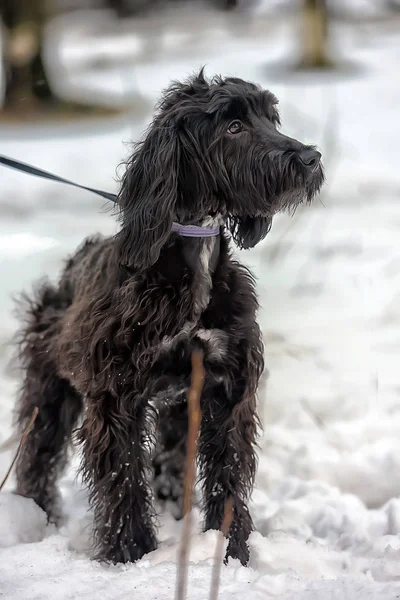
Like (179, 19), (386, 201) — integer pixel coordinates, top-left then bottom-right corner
(13, 70), (324, 566)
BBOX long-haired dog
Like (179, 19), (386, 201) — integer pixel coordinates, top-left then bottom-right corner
(13, 70), (324, 566)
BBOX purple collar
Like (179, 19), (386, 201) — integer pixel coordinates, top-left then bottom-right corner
(171, 222), (220, 237)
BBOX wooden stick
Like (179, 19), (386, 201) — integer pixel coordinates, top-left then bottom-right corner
(209, 497), (234, 600)
(0, 406), (39, 492)
(175, 349), (205, 600)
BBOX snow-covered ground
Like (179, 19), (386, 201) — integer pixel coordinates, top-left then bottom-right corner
(1, 5), (400, 599)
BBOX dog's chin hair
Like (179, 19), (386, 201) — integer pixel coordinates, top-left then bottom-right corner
(269, 161), (324, 215)
(276, 185), (320, 215)
(227, 186), (314, 249)
(228, 215), (272, 250)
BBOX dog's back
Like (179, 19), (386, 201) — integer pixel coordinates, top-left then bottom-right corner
(59, 236), (115, 304)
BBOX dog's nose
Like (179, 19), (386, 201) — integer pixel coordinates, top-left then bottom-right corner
(299, 149), (321, 169)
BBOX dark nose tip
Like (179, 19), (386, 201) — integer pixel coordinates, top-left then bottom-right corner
(299, 149), (321, 169)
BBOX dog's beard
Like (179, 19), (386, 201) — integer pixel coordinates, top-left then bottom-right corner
(226, 156), (324, 250)
(262, 156), (325, 216)
(228, 215), (272, 249)
(274, 176), (323, 214)
(227, 150), (324, 216)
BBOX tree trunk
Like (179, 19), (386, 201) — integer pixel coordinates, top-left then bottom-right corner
(1, 0), (56, 110)
(0, 1), (123, 120)
(298, 0), (332, 69)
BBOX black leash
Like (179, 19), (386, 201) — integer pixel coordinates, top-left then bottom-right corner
(0, 154), (118, 203)
(0, 154), (221, 237)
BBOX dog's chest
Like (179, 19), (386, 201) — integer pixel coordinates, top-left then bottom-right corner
(147, 228), (226, 402)
(161, 233), (225, 358)
(181, 232), (220, 317)
(155, 237), (228, 374)
(150, 324), (228, 406)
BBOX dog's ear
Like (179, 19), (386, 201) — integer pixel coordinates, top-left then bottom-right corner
(229, 216), (272, 250)
(115, 120), (180, 269)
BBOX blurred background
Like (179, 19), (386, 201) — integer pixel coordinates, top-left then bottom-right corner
(1, 0), (400, 518)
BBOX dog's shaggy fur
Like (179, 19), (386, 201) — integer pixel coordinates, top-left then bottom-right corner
(13, 70), (324, 566)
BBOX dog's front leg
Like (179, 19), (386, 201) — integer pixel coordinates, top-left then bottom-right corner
(78, 391), (157, 564)
(199, 331), (263, 566)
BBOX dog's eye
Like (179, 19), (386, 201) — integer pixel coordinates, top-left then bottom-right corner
(227, 120), (244, 134)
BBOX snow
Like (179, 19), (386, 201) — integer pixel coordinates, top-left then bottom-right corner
(0, 494), (48, 548)
(1, 3), (400, 599)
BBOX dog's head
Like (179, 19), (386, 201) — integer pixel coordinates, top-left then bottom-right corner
(116, 70), (324, 268)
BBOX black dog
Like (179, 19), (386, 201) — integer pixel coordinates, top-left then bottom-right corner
(13, 70), (324, 566)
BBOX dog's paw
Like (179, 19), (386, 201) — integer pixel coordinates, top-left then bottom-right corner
(99, 536), (157, 564)
(224, 537), (250, 566)
(153, 468), (185, 520)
